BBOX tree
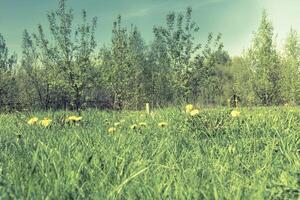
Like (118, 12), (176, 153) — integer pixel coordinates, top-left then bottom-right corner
(247, 10), (282, 105)
(153, 7), (202, 103)
(225, 56), (256, 106)
(25, 0), (98, 110)
(105, 15), (130, 109)
(127, 25), (148, 109)
(0, 33), (17, 110)
(191, 33), (230, 105)
(281, 28), (300, 104)
(22, 29), (50, 109)
(147, 34), (174, 107)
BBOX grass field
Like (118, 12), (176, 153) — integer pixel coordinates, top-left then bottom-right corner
(0, 106), (299, 199)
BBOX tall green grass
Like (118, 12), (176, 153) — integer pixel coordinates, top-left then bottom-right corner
(0, 107), (299, 199)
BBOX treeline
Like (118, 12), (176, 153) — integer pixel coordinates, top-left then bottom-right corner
(0, 0), (299, 111)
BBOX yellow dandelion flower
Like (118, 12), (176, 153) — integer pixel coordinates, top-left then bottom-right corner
(108, 127), (116, 133)
(231, 110), (240, 118)
(130, 124), (138, 130)
(66, 116), (82, 122)
(158, 122), (168, 128)
(40, 118), (52, 127)
(190, 109), (200, 116)
(28, 117), (39, 125)
(66, 116), (75, 122)
(185, 104), (194, 113)
(139, 122), (147, 127)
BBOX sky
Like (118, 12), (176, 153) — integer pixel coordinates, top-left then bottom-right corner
(0, 0), (300, 56)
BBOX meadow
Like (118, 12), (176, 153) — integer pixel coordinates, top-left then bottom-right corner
(0, 106), (299, 199)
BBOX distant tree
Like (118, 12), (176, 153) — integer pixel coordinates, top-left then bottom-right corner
(153, 7), (202, 103)
(225, 56), (256, 106)
(28, 0), (97, 110)
(247, 10), (282, 105)
(105, 15), (130, 109)
(192, 33), (230, 105)
(100, 16), (148, 109)
(127, 25), (148, 109)
(281, 28), (300, 104)
(0, 33), (17, 110)
(5, 2), (300, 111)
(152, 8), (229, 105)
(22, 29), (53, 109)
(148, 28), (174, 107)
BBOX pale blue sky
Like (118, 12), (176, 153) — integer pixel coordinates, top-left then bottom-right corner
(0, 0), (299, 56)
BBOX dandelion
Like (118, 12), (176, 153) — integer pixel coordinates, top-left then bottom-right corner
(190, 109), (200, 117)
(108, 127), (116, 133)
(231, 110), (240, 118)
(28, 117), (39, 125)
(185, 104), (193, 113)
(139, 122), (147, 127)
(66, 116), (82, 122)
(130, 124), (138, 130)
(40, 118), (52, 127)
(158, 122), (168, 128)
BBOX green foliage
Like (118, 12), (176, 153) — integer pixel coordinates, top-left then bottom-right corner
(99, 17), (149, 110)
(247, 11), (282, 105)
(151, 8), (230, 105)
(192, 33), (230, 105)
(153, 7), (202, 102)
(21, 0), (98, 110)
(0, 33), (17, 111)
(281, 28), (300, 104)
